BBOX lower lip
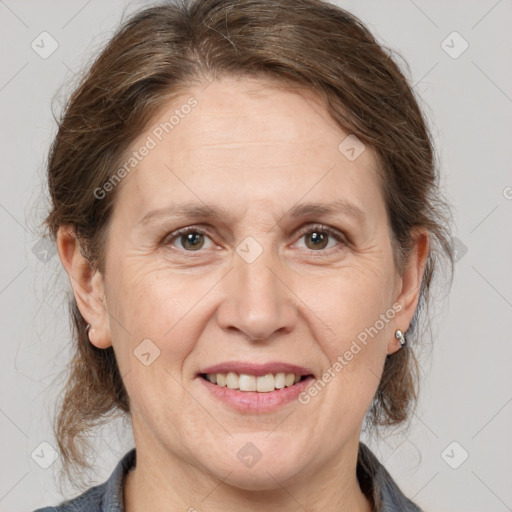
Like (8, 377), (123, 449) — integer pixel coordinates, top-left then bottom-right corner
(197, 375), (315, 413)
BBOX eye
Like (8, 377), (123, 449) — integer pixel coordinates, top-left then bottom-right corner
(294, 224), (346, 253)
(162, 224), (347, 254)
(162, 227), (215, 251)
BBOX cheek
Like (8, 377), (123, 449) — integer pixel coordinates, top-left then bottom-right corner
(295, 260), (395, 402)
(296, 261), (395, 350)
(106, 258), (219, 369)
(104, 262), (206, 431)
(302, 282), (391, 434)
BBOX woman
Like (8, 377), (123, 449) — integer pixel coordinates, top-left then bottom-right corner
(34, 0), (454, 510)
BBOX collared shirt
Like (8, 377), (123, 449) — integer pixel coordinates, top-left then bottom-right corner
(33, 443), (423, 511)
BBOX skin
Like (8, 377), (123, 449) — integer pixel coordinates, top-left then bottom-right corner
(57, 76), (429, 512)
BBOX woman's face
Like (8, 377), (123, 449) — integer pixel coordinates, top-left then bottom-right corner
(77, 77), (423, 490)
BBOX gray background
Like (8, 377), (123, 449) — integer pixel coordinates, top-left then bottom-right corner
(1, 0), (511, 510)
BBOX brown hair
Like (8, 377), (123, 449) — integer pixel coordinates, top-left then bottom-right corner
(43, 0), (454, 487)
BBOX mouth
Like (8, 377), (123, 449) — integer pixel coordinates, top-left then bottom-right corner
(199, 372), (312, 392)
(196, 361), (315, 411)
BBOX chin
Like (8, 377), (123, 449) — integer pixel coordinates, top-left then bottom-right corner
(217, 464), (302, 492)
(199, 439), (310, 491)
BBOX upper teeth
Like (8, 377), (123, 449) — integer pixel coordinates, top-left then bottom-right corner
(205, 372), (302, 392)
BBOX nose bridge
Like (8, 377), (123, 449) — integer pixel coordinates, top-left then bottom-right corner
(217, 235), (296, 340)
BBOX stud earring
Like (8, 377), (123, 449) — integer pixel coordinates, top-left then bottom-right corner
(395, 329), (406, 347)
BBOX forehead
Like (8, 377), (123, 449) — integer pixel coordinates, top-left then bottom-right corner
(113, 77), (384, 226)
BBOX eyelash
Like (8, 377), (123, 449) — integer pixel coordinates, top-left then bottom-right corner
(162, 224), (347, 255)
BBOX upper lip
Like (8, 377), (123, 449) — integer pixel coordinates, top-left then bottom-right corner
(198, 361), (315, 377)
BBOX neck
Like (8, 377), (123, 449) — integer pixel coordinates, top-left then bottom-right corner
(123, 435), (373, 512)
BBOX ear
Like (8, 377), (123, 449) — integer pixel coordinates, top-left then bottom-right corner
(56, 225), (112, 349)
(387, 227), (429, 355)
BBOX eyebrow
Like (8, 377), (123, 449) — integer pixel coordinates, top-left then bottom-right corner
(138, 199), (365, 227)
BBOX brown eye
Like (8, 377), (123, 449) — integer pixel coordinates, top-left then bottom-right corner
(180, 232), (205, 251)
(296, 224), (346, 253)
(163, 227), (214, 252)
(304, 230), (329, 250)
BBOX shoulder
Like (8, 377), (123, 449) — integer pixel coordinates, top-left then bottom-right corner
(33, 448), (136, 512)
(358, 442), (424, 512)
(32, 483), (106, 512)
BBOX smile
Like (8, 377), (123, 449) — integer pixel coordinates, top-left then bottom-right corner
(200, 372), (307, 392)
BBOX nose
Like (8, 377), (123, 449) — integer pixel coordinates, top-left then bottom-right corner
(216, 243), (297, 342)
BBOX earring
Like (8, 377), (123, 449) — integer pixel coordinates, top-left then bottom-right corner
(395, 329), (406, 347)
